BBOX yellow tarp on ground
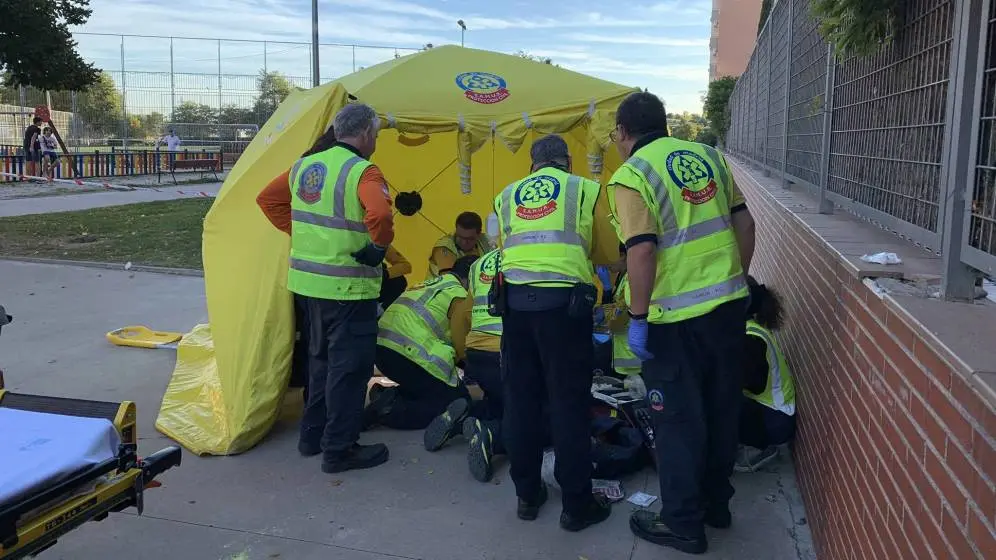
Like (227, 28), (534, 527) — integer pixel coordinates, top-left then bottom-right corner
(155, 46), (638, 455)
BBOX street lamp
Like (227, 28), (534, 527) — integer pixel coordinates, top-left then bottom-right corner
(311, 0), (320, 87)
(457, 20), (466, 47)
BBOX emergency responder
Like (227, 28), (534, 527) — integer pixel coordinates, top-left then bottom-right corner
(366, 256), (476, 430)
(427, 212), (492, 278)
(736, 276), (795, 473)
(494, 134), (614, 532)
(282, 103), (394, 474)
(607, 92), (756, 555)
(422, 248), (510, 483)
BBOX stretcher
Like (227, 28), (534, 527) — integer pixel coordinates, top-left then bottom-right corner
(0, 390), (181, 559)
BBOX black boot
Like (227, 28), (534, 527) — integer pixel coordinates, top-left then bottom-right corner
(363, 387), (397, 430)
(560, 495), (612, 532)
(629, 510), (707, 555)
(321, 443), (389, 473)
(704, 504), (732, 529)
(517, 485), (548, 521)
(423, 398), (470, 452)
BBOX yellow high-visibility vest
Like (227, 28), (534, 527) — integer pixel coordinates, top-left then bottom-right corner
(427, 234), (492, 278)
(745, 319), (796, 415)
(607, 138), (747, 323)
(287, 145), (381, 300)
(470, 249), (502, 335)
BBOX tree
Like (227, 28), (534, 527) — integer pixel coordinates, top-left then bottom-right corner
(757, 0), (774, 36)
(0, 0), (99, 90)
(811, 0), (903, 57)
(667, 112), (706, 142)
(75, 71), (123, 137)
(703, 76), (737, 143)
(219, 105), (253, 125)
(251, 71), (298, 125)
(172, 101), (217, 125)
(128, 111), (165, 141)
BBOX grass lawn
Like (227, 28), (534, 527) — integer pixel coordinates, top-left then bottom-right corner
(0, 198), (213, 269)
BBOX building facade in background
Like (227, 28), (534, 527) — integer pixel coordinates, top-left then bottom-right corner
(709, 0), (764, 81)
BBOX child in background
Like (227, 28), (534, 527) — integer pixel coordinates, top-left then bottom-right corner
(40, 128), (59, 180)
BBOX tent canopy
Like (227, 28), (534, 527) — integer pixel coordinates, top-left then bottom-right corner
(155, 46), (638, 455)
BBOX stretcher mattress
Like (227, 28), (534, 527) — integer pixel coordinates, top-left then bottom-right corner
(0, 408), (121, 507)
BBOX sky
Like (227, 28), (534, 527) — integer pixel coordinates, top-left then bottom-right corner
(72, 0), (713, 113)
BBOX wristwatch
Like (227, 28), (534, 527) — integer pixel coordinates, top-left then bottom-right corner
(627, 310), (648, 320)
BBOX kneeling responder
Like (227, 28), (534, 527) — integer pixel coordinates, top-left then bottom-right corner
(736, 276), (795, 472)
(427, 212), (492, 278)
(422, 248), (510, 483)
(494, 134), (616, 532)
(607, 92), (756, 555)
(366, 256), (476, 429)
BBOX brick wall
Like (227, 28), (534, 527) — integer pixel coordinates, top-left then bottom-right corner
(734, 163), (996, 559)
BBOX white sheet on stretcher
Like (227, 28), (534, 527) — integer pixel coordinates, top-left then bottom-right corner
(0, 408), (121, 507)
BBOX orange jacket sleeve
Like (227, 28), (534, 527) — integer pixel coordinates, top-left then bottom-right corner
(357, 165), (395, 247)
(257, 170), (293, 235)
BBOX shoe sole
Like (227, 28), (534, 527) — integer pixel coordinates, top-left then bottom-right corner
(423, 399), (469, 452)
(321, 448), (390, 473)
(561, 508), (612, 532)
(299, 446), (321, 457)
(629, 517), (708, 554)
(467, 421), (493, 483)
(735, 448), (779, 473)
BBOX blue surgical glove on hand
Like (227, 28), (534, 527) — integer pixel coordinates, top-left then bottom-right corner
(596, 266), (612, 291)
(627, 318), (654, 361)
(351, 243), (387, 267)
(593, 306), (606, 326)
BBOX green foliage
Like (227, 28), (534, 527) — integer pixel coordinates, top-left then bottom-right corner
(171, 101), (217, 125)
(811, 0), (903, 57)
(0, 0), (99, 90)
(667, 112), (707, 142)
(129, 112), (165, 139)
(516, 51), (556, 66)
(757, 0), (775, 36)
(251, 71), (299, 123)
(76, 72), (123, 136)
(703, 76), (737, 141)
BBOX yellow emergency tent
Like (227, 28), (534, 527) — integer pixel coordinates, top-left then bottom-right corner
(155, 45), (639, 455)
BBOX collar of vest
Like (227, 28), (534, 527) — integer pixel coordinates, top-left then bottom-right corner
(333, 141), (366, 160)
(629, 130), (670, 157)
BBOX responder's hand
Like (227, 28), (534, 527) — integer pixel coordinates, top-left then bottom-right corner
(596, 266), (611, 290)
(627, 318), (654, 361)
(593, 306), (606, 327)
(351, 243), (387, 267)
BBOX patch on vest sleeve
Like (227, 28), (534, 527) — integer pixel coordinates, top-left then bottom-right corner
(665, 150), (717, 205)
(296, 162), (328, 204)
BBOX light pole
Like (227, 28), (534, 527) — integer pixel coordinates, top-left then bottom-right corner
(311, 0), (320, 87)
(457, 19), (466, 47)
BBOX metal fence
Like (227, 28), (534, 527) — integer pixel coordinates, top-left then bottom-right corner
(725, 0), (996, 297)
(0, 33), (419, 154)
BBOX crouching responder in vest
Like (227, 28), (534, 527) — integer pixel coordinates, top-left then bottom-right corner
(366, 256), (477, 430)
(736, 276), (795, 473)
(422, 248), (517, 483)
(427, 212), (493, 278)
(607, 92), (756, 555)
(494, 134), (619, 533)
(287, 103), (395, 474)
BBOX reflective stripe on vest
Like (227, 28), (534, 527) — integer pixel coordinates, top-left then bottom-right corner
(746, 321), (796, 415)
(378, 329), (457, 385)
(651, 275), (746, 314)
(393, 284), (451, 339)
(289, 258), (381, 278)
(470, 250), (503, 335)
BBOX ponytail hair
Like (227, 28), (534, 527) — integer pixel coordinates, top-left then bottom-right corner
(747, 275), (784, 331)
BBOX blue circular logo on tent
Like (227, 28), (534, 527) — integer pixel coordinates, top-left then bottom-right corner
(455, 72), (510, 104)
(513, 175), (561, 220)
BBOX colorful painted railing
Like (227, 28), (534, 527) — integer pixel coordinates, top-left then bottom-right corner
(0, 146), (224, 183)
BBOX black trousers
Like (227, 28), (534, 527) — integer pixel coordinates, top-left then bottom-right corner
(464, 348), (505, 454)
(379, 272), (407, 308)
(291, 295), (309, 394)
(375, 345), (469, 430)
(642, 299), (747, 537)
(299, 297), (379, 457)
(501, 306), (594, 514)
(739, 397), (796, 449)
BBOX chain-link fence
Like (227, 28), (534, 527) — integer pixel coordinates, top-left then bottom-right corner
(725, 0), (995, 293)
(0, 34), (419, 159)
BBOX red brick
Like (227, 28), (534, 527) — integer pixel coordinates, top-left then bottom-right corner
(898, 402), (926, 458)
(941, 506), (977, 560)
(945, 442), (981, 516)
(951, 374), (986, 428)
(972, 431), (996, 485)
(863, 289), (889, 323)
(885, 308), (918, 353)
(913, 339), (953, 391)
(920, 407), (949, 458)
(927, 385), (975, 453)
(912, 512), (949, 559)
(969, 508), (996, 559)
(856, 327), (886, 376)
(881, 415), (910, 465)
(924, 448), (968, 525)
(973, 471), (996, 528)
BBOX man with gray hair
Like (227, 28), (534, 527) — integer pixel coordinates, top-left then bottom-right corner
(491, 134), (617, 531)
(286, 102), (395, 474)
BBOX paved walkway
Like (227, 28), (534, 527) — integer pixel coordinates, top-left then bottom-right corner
(0, 261), (815, 559)
(0, 183), (221, 217)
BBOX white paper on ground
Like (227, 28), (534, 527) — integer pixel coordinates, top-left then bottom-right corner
(627, 491), (659, 507)
(0, 408), (121, 506)
(860, 252), (902, 265)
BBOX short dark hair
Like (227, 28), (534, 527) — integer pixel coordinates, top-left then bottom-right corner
(448, 255), (477, 281)
(32, 116), (43, 125)
(616, 92), (669, 138)
(455, 211), (483, 232)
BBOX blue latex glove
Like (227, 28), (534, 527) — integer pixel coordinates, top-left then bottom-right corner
(351, 243), (387, 267)
(595, 266), (612, 289)
(627, 318), (654, 361)
(593, 306), (606, 326)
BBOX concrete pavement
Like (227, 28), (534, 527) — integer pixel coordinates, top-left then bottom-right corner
(0, 182), (221, 217)
(0, 260), (814, 560)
